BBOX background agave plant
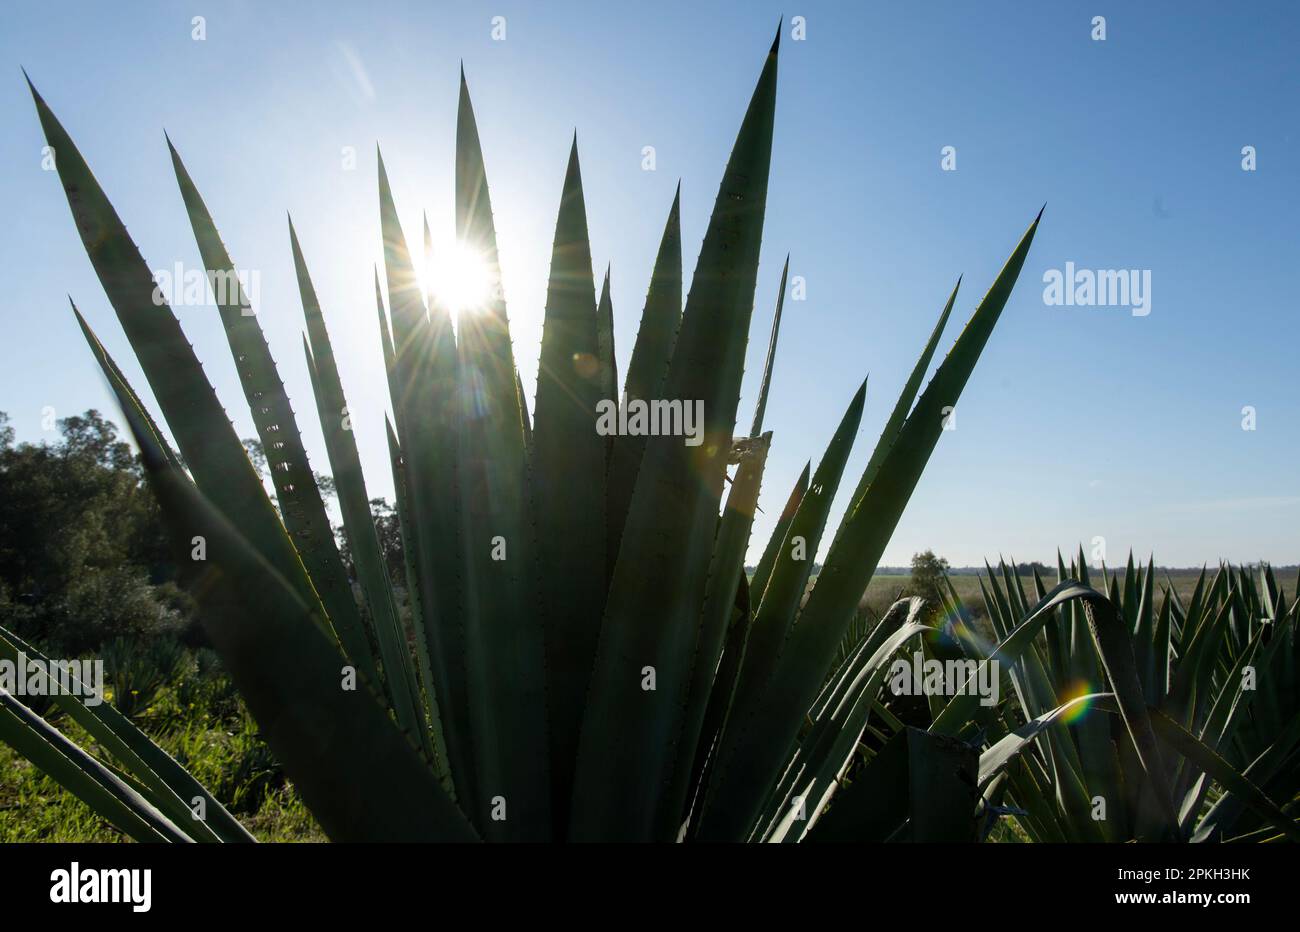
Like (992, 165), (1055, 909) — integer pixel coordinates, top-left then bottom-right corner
(936, 555), (1300, 843)
(3, 32), (1053, 842)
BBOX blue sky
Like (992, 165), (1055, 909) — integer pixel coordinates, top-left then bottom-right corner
(2, 1), (1297, 567)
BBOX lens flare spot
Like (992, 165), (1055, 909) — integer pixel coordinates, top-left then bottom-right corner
(571, 352), (598, 378)
(1059, 679), (1096, 723)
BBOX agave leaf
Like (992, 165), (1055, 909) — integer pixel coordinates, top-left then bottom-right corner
(933, 580), (1179, 839)
(456, 67), (518, 372)
(0, 614), (244, 843)
(300, 339), (436, 761)
(749, 461), (809, 604)
(532, 137), (605, 835)
(806, 727), (978, 843)
(697, 210), (1042, 841)
(596, 264), (618, 420)
(382, 418), (452, 796)
(681, 574), (752, 839)
(1153, 591), (1173, 700)
(749, 256), (788, 437)
(605, 187), (683, 566)
(1191, 710), (1300, 841)
(451, 251), (549, 840)
(620, 185), (683, 405)
(657, 432), (771, 839)
(570, 32), (779, 841)
(70, 303), (184, 473)
(102, 351), (476, 841)
(836, 277), (959, 538)
(167, 141), (375, 687)
(517, 369), (532, 447)
(55, 307), (268, 842)
(452, 70), (548, 826)
(715, 380), (867, 798)
(454, 307), (551, 839)
(291, 222), (429, 747)
(28, 81), (324, 648)
(1151, 708), (1300, 843)
(658, 262), (788, 836)
(0, 690), (193, 843)
(979, 692), (1115, 790)
(450, 77), (550, 838)
(753, 632), (879, 841)
(377, 149), (475, 808)
(374, 267), (400, 410)
(771, 601), (932, 843)
(596, 265), (619, 579)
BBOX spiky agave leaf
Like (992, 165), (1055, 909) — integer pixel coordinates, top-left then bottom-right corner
(381, 416), (454, 797)
(767, 598), (932, 843)
(749, 255), (788, 438)
(605, 186), (683, 566)
(657, 430), (771, 839)
(290, 222), (435, 762)
(656, 255), (791, 837)
(449, 70), (551, 839)
(374, 266), (400, 408)
(531, 137), (604, 835)
(376, 150), (476, 810)
(0, 612), (238, 843)
(27, 80), (327, 652)
(33, 78), (473, 841)
(749, 461), (809, 603)
(0, 689), (192, 843)
(697, 209), (1044, 840)
(570, 31), (779, 841)
(959, 561), (1300, 844)
(930, 581), (1178, 839)
(43, 306), (260, 842)
(720, 380), (868, 778)
(596, 264), (618, 486)
(455, 67), (518, 373)
(836, 277), (959, 538)
(98, 334), (477, 841)
(166, 140), (378, 691)
(806, 726), (979, 842)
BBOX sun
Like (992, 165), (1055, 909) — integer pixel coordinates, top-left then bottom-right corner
(424, 241), (494, 319)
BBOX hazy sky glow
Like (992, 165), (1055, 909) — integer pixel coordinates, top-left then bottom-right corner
(2, 1), (1297, 567)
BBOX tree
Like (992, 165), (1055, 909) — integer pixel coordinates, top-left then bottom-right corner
(908, 549), (950, 620)
(0, 409), (192, 653)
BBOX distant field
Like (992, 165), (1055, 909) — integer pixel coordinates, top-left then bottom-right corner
(854, 568), (1231, 624)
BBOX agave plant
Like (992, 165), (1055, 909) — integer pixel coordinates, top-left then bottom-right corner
(3, 31), (1052, 842)
(101, 635), (186, 719)
(929, 554), (1300, 843)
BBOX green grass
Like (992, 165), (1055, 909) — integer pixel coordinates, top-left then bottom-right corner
(0, 653), (324, 842)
